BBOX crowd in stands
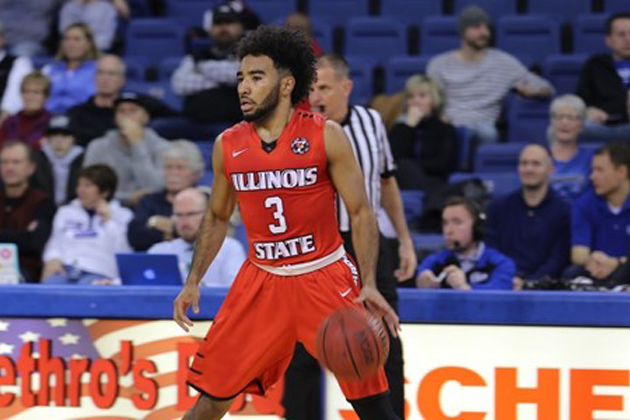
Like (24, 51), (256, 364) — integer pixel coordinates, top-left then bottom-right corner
(0, 0), (629, 291)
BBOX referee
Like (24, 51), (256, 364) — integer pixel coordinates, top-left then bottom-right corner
(282, 54), (417, 419)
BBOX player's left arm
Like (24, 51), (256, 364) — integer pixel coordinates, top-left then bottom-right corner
(381, 176), (417, 281)
(324, 120), (400, 335)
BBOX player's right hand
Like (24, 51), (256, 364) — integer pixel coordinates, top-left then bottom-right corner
(173, 283), (200, 332)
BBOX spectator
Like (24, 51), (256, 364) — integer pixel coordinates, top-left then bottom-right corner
(389, 74), (458, 191)
(148, 188), (244, 287)
(0, 22), (34, 118)
(67, 54), (177, 147)
(416, 196), (515, 290)
(0, 0), (62, 57)
(128, 139), (203, 251)
(285, 13), (323, 57)
(548, 94), (593, 201)
(32, 115), (84, 206)
(577, 13), (630, 139)
(43, 22), (99, 114)
(203, 0), (261, 32)
(59, 0), (119, 51)
(42, 164), (133, 285)
(83, 91), (169, 205)
(0, 141), (55, 282)
(172, 3), (243, 124)
(570, 143), (630, 281)
(0, 71), (52, 149)
(427, 6), (553, 142)
(486, 144), (571, 288)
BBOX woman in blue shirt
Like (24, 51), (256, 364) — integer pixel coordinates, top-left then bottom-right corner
(548, 94), (594, 201)
(43, 22), (99, 114)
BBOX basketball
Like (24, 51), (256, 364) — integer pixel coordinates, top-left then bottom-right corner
(315, 307), (390, 381)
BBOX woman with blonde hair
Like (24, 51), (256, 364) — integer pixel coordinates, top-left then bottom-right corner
(43, 22), (100, 114)
(389, 74), (458, 190)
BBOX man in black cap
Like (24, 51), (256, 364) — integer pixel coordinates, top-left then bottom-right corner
(172, 3), (244, 124)
(32, 115), (84, 206)
(83, 91), (170, 206)
(427, 5), (553, 142)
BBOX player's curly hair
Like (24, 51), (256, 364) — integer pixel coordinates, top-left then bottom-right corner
(237, 25), (316, 105)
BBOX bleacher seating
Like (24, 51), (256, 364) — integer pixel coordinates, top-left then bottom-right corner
(311, 19), (334, 53)
(526, 0), (591, 23)
(420, 16), (460, 56)
(247, 0), (297, 24)
(308, 0), (369, 27)
(346, 56), (375, 105)
(496, 15), (560, 65)
(401, 190), (424, 227)
(506, 96), (551, 143)
(449, 172), (521, 198)
(455, 126), (476, 172)
(543, 54), (587, 95)
(345, 17), (407, 64)
(125, 19), (185, 66)
(452, 0), (516, 21)
(124, 56), (148, 81)
(158, 56), (182, 82)
(384, 55), (430, 93)
(474, 143), (524, 173)
(573, 14), (608, 55)
(602, 0), (630, 14)
(165, 0), (208, 29)
(380, 0), (441, 25)
(125, 80), (182, 111)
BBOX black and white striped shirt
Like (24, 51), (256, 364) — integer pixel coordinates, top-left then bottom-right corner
(338, 105), (396, 232)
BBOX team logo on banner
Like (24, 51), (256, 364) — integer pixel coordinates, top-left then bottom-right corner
(290, 137), (310, 155)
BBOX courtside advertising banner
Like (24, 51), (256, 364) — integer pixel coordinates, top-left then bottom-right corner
(326, 324), (630, 420)
(0, 318), (282, 419)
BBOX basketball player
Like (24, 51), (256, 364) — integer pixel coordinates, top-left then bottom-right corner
(173, 26), (401, 420)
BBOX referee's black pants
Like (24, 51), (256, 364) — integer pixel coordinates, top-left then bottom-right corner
(282, 233), (405, 419)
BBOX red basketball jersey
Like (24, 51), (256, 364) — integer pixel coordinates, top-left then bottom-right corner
(222, 110), (344, 267)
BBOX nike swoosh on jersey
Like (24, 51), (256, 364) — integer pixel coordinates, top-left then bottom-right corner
(232, 148), (248, 157)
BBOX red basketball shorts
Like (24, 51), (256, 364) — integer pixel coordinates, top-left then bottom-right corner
(187, 255), (389, 401)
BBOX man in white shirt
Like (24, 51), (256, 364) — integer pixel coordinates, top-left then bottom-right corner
(148, 188), (245, 287)
(0, 22), (33, 119)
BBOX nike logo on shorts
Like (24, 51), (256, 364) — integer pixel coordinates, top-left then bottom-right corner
(232, 148), (248, 157)
(340, 288), (352, 298)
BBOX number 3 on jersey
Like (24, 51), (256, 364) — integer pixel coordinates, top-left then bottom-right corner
(264, 196), (287, 234)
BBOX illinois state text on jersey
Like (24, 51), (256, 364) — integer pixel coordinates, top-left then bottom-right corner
(222, 111), (344, 267)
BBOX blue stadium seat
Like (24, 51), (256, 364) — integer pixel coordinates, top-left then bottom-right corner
(543, 54), (588, 95)
(474, 143), (524, 173)
(125, 19), (185, 66)
(574, 14), (608, 55)
(129, 0), (151, 17)
(125, 80), (183, 112)
(384, 55), (430, 93)
(308, 0), (369, 27)
(496, 15), (560, 66)
(346, 56), (374, 105)
(455, 126), (475, 172)
(411, 233), (445, 252)
(449, 172), (521, 198)
(311, 18), (333, 53)
(400, 190), (424, 227)
(420, 16), (459, 56)
(31, 55), (53, 70)
(526, 0), (591, 23)
(381, 0), (442, 25)
(345, 17), (407, 65)
(149, 116), (230, 140)
(603, 0), (630, 14)
(452, 0), (516, 21)
(247, 0), (297, 24)
(506, 96), (551, 143)
(166, 0), (208, 28)
(124, 56), (149, 81)
(158, 56), (183, 81)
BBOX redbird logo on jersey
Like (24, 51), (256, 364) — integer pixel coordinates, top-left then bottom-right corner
(290, 137), (310, 155)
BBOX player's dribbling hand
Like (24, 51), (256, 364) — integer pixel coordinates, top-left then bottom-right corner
(355, 285), (401, 338)
(173, 283), (200, 332)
